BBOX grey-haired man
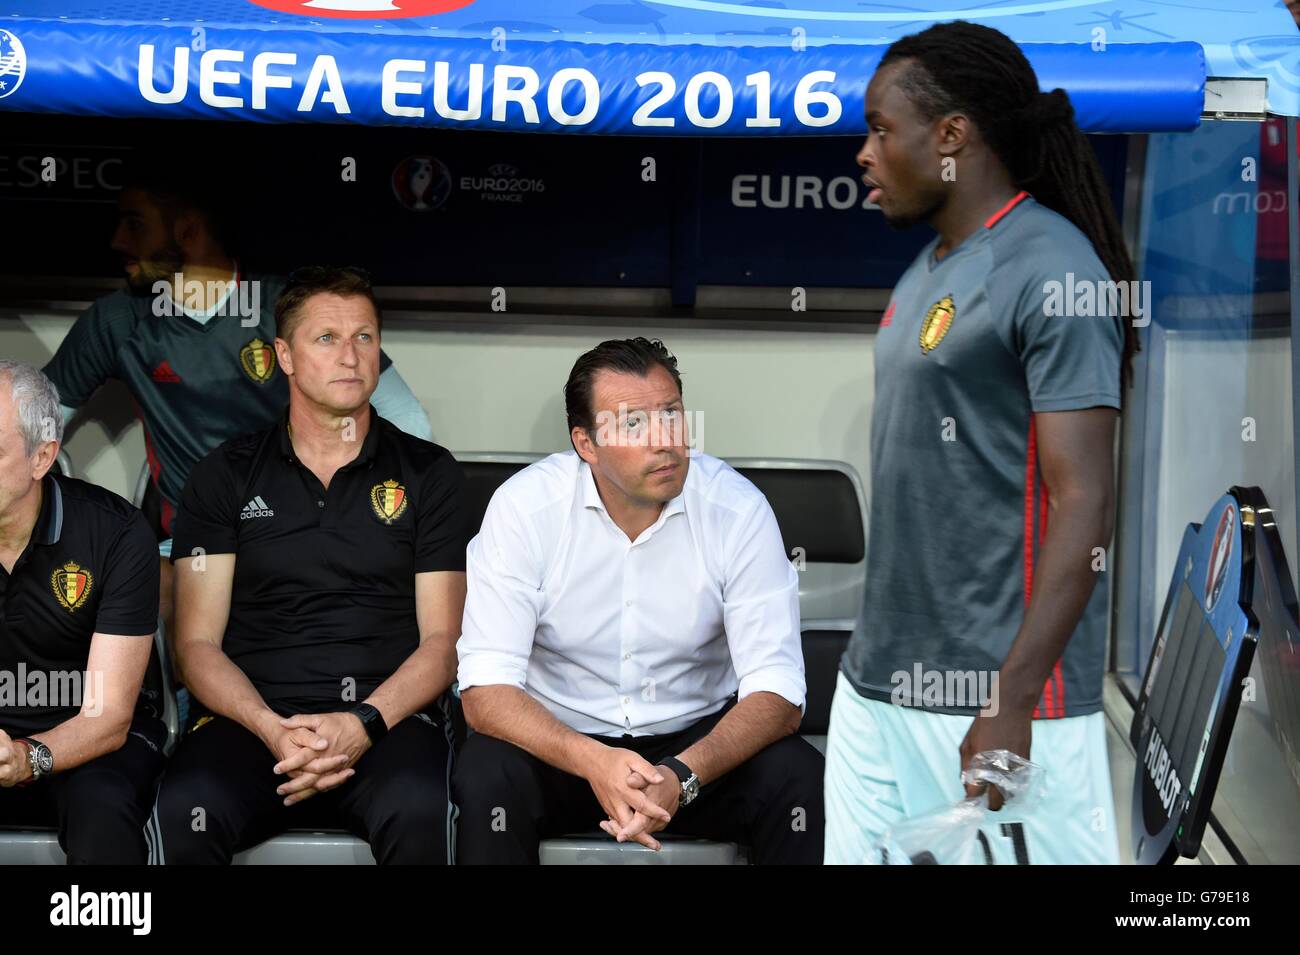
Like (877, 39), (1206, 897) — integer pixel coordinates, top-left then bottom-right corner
(0, 361), (164, 864)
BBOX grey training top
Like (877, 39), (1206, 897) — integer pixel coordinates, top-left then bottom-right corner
(841, 192), (1123, 718)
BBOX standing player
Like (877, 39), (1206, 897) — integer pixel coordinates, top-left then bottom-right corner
(41, 160), (433, 660)
(824, 22), (1138, 864)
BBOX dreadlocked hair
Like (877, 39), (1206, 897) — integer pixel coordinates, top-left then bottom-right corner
(880, 20), (1139, 390)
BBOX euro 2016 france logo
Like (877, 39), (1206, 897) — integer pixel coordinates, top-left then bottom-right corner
(0, 29), (26, 100)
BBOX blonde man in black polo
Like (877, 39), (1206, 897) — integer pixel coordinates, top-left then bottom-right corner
(153, 267), (468, 865)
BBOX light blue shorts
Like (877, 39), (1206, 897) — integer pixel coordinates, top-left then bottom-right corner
(824, 671), (1120, 864)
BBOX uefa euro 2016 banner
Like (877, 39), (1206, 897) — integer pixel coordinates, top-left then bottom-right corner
(0, 20), (1206, 135)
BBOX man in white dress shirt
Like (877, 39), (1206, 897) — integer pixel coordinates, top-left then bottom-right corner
(453, 338), (824, 864)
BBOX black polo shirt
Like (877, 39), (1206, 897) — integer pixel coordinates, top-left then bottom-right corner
(41, 271), (394, 537)
(0, 475), (159, 736)
(171, 406), (467, 714)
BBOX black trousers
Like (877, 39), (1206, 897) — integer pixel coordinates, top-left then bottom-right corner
(452, 705), (825, 864)
(0, 715), (167, 864)
(153, 708), (455, 865)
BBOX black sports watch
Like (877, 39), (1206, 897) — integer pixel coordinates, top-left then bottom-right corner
(349, 703), (388, 745)
(658, 756), (701, 808)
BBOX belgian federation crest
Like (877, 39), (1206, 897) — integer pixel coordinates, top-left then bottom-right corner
(239, 337), (276, 384)
(919, 295), (956, 354)
(52, 561), (93, 612)
(370, 479), (409, 524)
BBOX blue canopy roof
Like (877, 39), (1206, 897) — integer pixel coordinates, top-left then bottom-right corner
(0, 0), (1295, 135)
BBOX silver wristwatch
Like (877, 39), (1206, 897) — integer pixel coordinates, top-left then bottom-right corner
(19, 738), (53, 781)
(660, 756), (700, 807)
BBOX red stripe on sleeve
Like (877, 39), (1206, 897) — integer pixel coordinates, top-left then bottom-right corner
(1025, 420), (1050, 718)
(1039, 476), (1065, 718)
(1023, 418), (1038, 611)
(1025, 418), (1067, 719)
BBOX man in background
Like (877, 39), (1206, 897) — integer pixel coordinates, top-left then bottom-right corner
(42, 158), (432, 671)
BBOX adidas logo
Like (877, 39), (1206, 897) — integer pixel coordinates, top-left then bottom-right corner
(240, 496), (274, 520)
(151, 360), (181, 383)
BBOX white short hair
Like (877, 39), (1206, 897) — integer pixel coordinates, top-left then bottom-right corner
(0, 360), (64, 456)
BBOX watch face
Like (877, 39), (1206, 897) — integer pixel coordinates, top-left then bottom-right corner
(29, 748), (53, 779)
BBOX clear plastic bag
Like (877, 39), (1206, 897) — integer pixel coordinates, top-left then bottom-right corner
(865, 750), (1045, 865)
